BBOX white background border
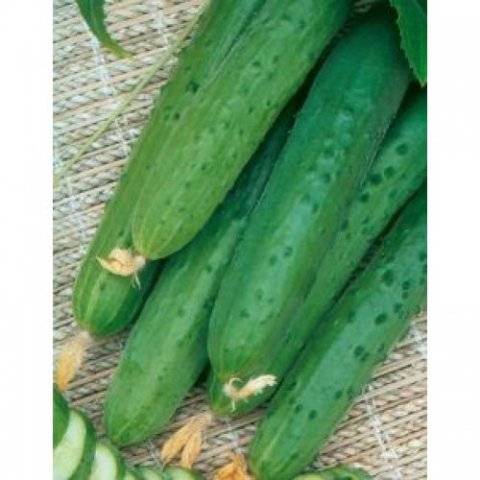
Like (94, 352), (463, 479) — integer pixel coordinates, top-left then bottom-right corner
(0, 0), (52, 477)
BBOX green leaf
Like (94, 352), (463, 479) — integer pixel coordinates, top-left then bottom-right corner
(390, 0), (427, 85)
(76, 0), (131, 58)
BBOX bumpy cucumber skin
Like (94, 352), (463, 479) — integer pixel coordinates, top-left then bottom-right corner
(69, 411), (96, 480)
(105, 103), (296, 447)
(248, 189), (427, 480)
(72, 0), (267, 337)
(295, 465), (372, 480)
(132, 0), (351, 259)
(208, 90), (426, 416)
(208, 13), (410, 391)
(53, 386), (70, 448)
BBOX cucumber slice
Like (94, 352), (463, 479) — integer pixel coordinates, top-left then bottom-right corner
(89, 440), (126, 479)
(53, 386), (70, 448)
(53, 409), (96, 480)
(138, 467), (166, 480)
(164, 466), (204, 480)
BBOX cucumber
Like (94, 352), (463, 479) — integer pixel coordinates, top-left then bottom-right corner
(208, 89), (427, 415)
(54, 386), (70, 447)
(53, 409), (96, 480)
(295, 465), (372, 480)
(89, 440), (126, 480)
(138, 468), (166, 480)
(207, 11), (411, 403)
(248, 188), (427, 480)
(132, 0), (351, 259)
(295, 465), (372, 479)
(104, 101), (297, 446)
(123, 470), (143, 480)
(164, 467), (204, 480)
(72, 0), (272, 337)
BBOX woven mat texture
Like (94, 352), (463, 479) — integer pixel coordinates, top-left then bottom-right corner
(53, 1), (427, 478)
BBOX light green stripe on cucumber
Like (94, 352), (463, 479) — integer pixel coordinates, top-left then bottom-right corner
(249, 187), (427, 480)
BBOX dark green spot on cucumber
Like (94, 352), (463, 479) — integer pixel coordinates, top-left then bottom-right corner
(375, 313), (388, 324)
(396, 143), (409, 155)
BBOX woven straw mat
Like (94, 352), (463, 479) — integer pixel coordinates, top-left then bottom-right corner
(53, 1), (427, 478)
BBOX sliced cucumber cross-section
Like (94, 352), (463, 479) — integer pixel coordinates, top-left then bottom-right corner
(89, 441), (125, 479)
(53, 410), (95, 480)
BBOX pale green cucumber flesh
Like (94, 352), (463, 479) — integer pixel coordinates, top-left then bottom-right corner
(208, 12), (410, 391)
(248, 189), (427, 480)
(53, 386), (70, 447)
(53, 410), (95, 480)
(132, 0), (350, 259)
(88, 441), (125, 480)
(209, 89), (427, 416)
(105, 100), (297, 446)
(72, 0), (267, 337)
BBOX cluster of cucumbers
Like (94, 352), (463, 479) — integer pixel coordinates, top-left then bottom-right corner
(62, 0), (427, 478)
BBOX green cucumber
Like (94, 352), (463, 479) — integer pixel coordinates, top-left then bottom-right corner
(123, 470), (143, 480)
(164, 467), (204, 480)
(54, 386), (70, 448)
(208, 11), (410, 402)
(105, 101), (297, 446)
(248, 188), (427, 480)
(138, 468), (165, 480)
(53, 409), (96, 480)
(72, 0), (271, 337)
(295, 465), (372, 479)
(89, 440), (125, 480)
(208, 89), (426, 415)
(132, 0), (351, 259)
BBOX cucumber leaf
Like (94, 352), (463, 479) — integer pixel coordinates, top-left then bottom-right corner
(76, 0), (131, 58)
(390, 0), (427, 85)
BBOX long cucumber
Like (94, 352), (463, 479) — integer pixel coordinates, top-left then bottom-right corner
(131, 0), (351, 259)
(72, 0), (271, 336)
(208, 89), (426, 415)
(104, 102), (298, 446)
(207, 11), (411, 403)
(248, 188), (427, 480)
